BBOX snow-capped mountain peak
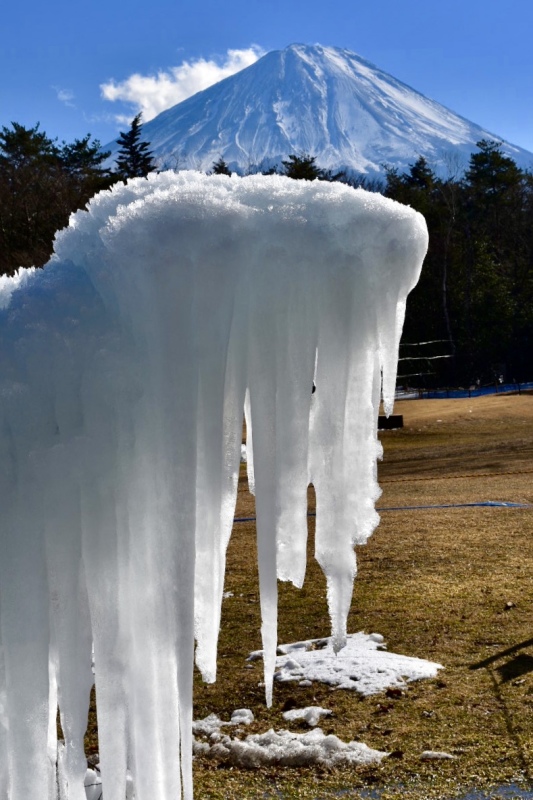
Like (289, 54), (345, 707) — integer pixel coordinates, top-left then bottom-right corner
(107, 43), (533, 177)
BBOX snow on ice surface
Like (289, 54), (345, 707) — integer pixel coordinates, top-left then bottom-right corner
(0, 172), (427, 799)
(0, 267), (35, 309)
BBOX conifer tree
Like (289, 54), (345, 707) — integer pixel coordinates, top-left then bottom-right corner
(115, 113), (156, 180)
(211, 157), (231, 175)
(59, 135), (115, 205)
(0, 123), (117, 273)
(281, 153), (325, 180)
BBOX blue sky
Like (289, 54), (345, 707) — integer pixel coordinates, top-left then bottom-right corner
(3, 0), (533, 153)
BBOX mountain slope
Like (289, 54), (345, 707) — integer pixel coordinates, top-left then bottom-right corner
(106, 44), (533, 177)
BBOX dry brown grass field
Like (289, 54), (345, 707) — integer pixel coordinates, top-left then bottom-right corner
(87, 394), (533, 799)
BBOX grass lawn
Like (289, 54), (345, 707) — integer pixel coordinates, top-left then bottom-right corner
(87, 393), (533, 799)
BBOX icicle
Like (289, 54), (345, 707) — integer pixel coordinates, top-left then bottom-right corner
(0, 173), (427, 799)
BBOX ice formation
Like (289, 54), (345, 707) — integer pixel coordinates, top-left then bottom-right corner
(0, 171), (427, 800)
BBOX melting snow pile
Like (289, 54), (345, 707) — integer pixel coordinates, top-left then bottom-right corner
(0, 172), (427, 799)
(282, 706), (333, 726)
(251, 632), (442, 695)
(193, 716), (388, 768)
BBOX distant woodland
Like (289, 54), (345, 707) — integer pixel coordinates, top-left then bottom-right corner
(1, 119), (532, 387)
(382, 142), (533, 387)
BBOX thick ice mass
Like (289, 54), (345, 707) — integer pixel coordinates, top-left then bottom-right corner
(0, 172), (427, 799)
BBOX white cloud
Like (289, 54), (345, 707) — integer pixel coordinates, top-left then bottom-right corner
(100, 47), (265, 122)
(54, 87), (75, 108)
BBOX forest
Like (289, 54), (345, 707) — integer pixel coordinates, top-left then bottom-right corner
(382, 142), (533, 388)
(1, 118), (531, 388)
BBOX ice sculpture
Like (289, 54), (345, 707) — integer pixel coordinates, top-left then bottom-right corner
(0, 172), (427, 799)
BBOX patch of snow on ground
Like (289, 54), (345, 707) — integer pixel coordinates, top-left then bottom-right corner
(230, 707), (254, 725)
(192, 712), (388, 768)
(85, 705), (386, 782)
(420, 750), (457, 760)
(250, 632), (442, 695)
(192, 708), (255, 738)
(282, 705), (332, 726)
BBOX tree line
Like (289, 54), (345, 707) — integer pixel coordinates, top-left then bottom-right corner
(0, 113), (155, 274)
(1, 114), (532, 385)
(382, 143), (533, 386)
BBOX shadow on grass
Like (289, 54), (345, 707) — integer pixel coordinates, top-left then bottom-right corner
(469, 638), (533, 672)
(496, 654), (533, 683)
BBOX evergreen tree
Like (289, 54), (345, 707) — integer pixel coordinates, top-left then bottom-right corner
(0, 123), (62, 271)
(384, 156), (456, 377)
(115, 113), (156, 180)
(59, 135), (116, 208)
(211, 157), (231, 175)
(384, 143), (533, 385)
(465, 139), (522, 202)
(60, 135), (111, 182)
(0, 122), (60, 169)
(0, 122), (117, 274)
(404, 155), (435, 190)
(460, 140), (526, 378)
(281, 153), (326, 180)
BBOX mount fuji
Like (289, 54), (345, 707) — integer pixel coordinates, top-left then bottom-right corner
(106, 44), (533, 178)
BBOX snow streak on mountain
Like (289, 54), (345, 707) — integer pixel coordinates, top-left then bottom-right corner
(107, 44), (533, 177)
